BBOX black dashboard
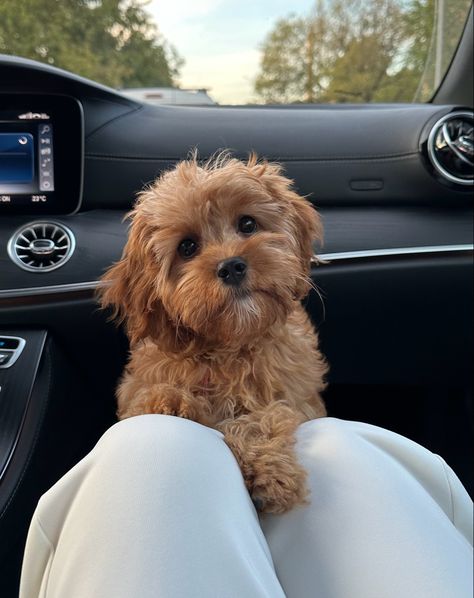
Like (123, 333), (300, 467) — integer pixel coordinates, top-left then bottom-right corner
(0, 55), (473, 298)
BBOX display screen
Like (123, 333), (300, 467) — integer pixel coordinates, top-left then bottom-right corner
(0, 133), (35, 186)
(0, 95), (83, 214)
(0, 112), (55, 205)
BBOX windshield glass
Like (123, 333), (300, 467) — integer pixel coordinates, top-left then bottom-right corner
(0, 0), (471, 105)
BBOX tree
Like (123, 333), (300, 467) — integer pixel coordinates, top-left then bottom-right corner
(255, 0), (408, 103)
(255, 1), (333, 104)
(321, 0), (410, 102)
(0, 0), (182, 88)
(254, 0), (471, 104)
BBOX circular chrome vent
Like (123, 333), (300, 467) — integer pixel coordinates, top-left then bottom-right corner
(427, 111), (473, 186)
(7, 221), (75, 272)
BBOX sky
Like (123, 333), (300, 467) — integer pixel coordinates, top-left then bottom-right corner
(147, 0), (314, 104)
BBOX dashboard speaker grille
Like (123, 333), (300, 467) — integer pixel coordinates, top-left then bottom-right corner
(7, 221), (76, 272)
(427, 111), (473, 186)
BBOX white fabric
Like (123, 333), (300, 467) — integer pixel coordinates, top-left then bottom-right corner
(20, 416), (473, 598)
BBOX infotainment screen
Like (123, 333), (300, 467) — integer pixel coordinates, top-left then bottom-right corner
(0, 95), (83, 214)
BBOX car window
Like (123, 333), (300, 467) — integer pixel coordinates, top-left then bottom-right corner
(0, 0), (471, 105)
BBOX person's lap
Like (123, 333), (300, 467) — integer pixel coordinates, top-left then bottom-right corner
(262, 418), (473, 597)
(20, 415), (473, 598)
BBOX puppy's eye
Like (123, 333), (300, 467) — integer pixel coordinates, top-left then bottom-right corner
(238, 216), (257, 235)
(178, 238), (199, 259)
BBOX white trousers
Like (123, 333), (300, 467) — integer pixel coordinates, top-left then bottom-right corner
(20, 416), (473, 598)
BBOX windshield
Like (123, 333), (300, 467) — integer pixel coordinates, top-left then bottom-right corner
(0, 0), (471, 105)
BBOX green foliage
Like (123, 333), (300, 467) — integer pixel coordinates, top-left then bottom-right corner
(0, 0), (182, 88)
(255, 0), (472, 104)
(255, 16), (310, 103)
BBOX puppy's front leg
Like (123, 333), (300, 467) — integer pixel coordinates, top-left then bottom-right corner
(117, 382), (212, 425)
(217, 403), (307, 514)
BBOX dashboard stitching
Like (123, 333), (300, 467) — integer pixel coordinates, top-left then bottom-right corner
(84, 104), (145, 140)
(84, 153), (419, 163)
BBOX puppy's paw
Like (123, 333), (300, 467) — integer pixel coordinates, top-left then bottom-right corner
(251, 457), (309, 514)
(154, 388), (195, 419)
(119, 384), (210, 424)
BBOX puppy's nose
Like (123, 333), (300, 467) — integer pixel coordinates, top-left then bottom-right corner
(217, 257), (247, 286)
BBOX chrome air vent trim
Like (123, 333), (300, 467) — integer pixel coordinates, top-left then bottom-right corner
(7, 221), (76, 272)
(427, 111), (473, 186)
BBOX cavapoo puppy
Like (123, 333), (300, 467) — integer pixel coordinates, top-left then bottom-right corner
(99, 154), (328, 513)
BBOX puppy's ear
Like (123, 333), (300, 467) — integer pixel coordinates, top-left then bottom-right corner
(98, 212), (170, 345)
(289, 193), (323, 266)
(247, 157), (322, 299)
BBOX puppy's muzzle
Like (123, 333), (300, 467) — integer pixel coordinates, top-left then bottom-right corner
(217, 257), (247, 286)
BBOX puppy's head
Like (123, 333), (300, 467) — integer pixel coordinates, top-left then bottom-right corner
(99, 154), (322, 350)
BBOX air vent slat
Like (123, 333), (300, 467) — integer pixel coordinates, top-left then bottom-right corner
(7, 222), (75, 273)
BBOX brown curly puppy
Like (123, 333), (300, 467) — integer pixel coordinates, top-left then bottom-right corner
(99, 154), (328, 514)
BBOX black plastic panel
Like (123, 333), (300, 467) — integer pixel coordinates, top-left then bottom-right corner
(0, 330), (46, 484)
(310, 255), (473, 386)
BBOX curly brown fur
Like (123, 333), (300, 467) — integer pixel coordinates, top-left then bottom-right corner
(99, 153), (328, 514)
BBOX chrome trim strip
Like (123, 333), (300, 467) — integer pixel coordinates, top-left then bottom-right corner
(0, 245), (472, 300)
(317, 244), (473, 262)
(70, 97), (85, 214)
(0, 281), (98, 299)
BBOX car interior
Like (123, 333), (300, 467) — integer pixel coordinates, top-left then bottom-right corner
(0, 7), (472, 596)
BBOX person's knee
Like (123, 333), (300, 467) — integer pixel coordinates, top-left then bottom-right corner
(91, 415), (249, 510)
(298, 417), (356, 452)
(296, 417), (369, 480)
(95, 415), (229, 475)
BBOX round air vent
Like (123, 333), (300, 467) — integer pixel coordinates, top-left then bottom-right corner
(427, 111), (473, 186)
(7, 221), (76, 272)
